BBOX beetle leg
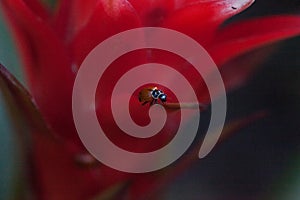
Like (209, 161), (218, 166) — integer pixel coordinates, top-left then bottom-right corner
(150, 99), (156, 105)
(142, 101), (149, 106)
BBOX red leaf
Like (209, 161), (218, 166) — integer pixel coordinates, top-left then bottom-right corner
(52, 0), (99, 40)
(209, 15), (300, 65)
(162, 0), (255, 45)
(128, 0), (175, 26)
(70, 0), (141, 66)
(22, 0), (50, 20)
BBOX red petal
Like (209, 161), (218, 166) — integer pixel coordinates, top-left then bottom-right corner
(52, 0), (99, 40)
(70, 0), (141, 66)
(22, 0), (50, 20)
(128, 0), (175, 26)
(209, 15), (300, 65)
(162, 0), (255, 45)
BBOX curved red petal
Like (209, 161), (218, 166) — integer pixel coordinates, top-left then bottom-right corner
(53, 0), (99, 40)
(128, 0), (175, 26)
(22, 0), (50, 20)
(70, 0), (141, 66)
(209, 15), (300, 65)
(2, 0), (49, 29)
(162, 0), (255, 45)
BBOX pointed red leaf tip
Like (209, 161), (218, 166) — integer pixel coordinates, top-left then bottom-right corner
(70, 0), (141, 66)
(162, 0), (255, 45)
(209, 15), (300, 65)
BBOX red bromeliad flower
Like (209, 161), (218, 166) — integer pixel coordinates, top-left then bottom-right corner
(0, 0), (300, 199)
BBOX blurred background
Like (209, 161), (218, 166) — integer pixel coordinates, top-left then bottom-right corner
(0, 0), (299, 200)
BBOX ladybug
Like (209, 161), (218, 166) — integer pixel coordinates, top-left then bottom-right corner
(138, 86), (167, 105)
